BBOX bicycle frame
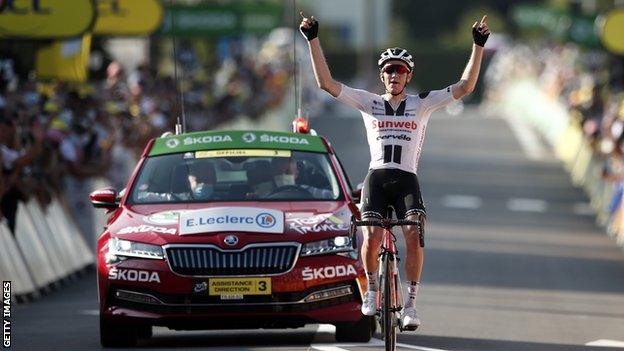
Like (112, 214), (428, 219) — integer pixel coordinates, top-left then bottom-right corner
(377, 227), (403, 350)
(378, 227), (404, 317)
(350, 216), (421, 351)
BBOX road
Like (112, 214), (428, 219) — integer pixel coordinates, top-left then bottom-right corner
(11, 105), (624, 351)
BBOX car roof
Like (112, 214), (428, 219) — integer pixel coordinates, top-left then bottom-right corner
(149, 130), (328, 156)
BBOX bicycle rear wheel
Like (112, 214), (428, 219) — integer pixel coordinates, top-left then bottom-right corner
(382, 253), (397, 351)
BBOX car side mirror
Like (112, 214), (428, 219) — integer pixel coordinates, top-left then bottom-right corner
(89, 188), (119, 209)
(351, 182), (364, 202)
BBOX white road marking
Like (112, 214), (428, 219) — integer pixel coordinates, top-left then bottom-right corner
(310, 338), (383, 350)
(585, 339), (624, 347)
(441, 195), (482, 209)
(316, 324), (336, 333)
(395, 342), (453, 351)
(507, 198), (548, 212)
(504, 115), (549, 160)
(311, 325), (452, 350)
(573, 202), (595, 216)
(78, 309), (99, 316)
(441, 195), (595, 216)
(311, 346), (351, 351)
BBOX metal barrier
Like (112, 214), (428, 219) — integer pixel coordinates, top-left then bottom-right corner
(23, 199), (69, 279)
(1, 198), (95, 301)
(0, 221), (37, 300)
(47, 198), (94, 268)
(14, 202), (59, 290)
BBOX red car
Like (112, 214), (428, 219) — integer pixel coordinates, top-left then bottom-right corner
(90, 128), (373, 347)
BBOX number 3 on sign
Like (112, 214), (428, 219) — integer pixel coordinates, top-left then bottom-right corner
(383, 145), (402, 164)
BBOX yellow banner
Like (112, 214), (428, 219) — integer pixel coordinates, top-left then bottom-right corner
(0, 0), (96, 38)
(35, 34), (92, 82)
(209, 278), (271, 296)
(196, 149), (292, 158)
(94, 0), (163, 36)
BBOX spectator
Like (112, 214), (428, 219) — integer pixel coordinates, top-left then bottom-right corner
(0, 34), (297, 239)
(0, 115), (43, 232)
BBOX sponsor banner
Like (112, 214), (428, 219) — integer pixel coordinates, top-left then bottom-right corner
(302, 265), (357, 281)
(179, 207), (284, 235)
(0, 0), (96, 39)
(158, 3), (283, 37)
(149, 130), (326, 156)
(117, 224), (176, 235)
(512, 4), (599, 47)
(94, 0), (163, 36)
(196, 149), (291, 158)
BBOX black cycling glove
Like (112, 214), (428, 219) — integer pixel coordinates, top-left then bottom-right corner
(472, 26), (489, 47)
(299, 17), (318, 41)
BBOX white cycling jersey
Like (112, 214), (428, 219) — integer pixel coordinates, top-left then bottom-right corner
(335, 83), (456, 174)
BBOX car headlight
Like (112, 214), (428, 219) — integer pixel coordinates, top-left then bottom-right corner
(300, 236), (354, 257)
(107, 237), (164, 261)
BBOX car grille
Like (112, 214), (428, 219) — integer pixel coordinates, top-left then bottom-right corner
(165, 243), (300, 276)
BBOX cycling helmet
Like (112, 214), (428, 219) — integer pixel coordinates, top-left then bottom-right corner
(378, 47), (414, 71)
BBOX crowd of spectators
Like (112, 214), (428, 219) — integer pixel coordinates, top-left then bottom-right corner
(0, 37), (294, 237)
(485, 40), (624, 227)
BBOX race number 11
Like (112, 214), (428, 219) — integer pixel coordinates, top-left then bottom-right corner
(383, 145), (402, 164)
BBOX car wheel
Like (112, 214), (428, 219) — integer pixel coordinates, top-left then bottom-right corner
(100, 316), (139, 348)
(334, 316), (374, 342)
(137, 325), (152, 339)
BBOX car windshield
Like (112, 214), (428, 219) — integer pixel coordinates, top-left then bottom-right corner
(128, 149), (343, 203)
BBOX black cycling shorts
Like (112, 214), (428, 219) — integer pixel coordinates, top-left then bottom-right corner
(360, 168), (426, 220)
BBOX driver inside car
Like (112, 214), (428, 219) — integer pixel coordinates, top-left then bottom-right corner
(188, 161), (218, 200)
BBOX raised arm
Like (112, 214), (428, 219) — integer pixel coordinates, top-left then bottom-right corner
(299, 12), (342, 97)
(451, 15), (490, 100)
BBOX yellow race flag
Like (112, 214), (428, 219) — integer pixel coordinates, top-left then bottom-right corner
(35, 34), (92, 82)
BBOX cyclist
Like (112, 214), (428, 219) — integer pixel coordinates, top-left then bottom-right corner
(299, 12), (490, 329)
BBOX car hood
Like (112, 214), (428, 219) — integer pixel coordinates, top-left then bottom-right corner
(107, 201), (354, 248)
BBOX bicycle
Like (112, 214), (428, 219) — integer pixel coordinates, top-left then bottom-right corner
(351, 211), (424, 351)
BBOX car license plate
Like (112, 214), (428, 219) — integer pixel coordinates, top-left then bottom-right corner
(208, 277), (271, 296)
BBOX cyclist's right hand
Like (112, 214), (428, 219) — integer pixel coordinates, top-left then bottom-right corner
(299, 11), (318, 41)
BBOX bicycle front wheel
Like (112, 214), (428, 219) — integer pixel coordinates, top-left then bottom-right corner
(383, 253), (397, 351)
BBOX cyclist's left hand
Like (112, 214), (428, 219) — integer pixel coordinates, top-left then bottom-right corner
(299, 11), (319, 41)
(472, 15), (490, 47)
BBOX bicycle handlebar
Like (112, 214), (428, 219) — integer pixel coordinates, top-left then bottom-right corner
(352, 219), (420, 229)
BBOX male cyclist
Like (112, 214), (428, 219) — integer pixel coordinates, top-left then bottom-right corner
(299, 13), (490, 329)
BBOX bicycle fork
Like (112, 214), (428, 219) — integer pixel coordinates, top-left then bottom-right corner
(377, 251), (402, 321)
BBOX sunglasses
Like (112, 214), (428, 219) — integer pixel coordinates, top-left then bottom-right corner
(382, 64), (410, 75)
